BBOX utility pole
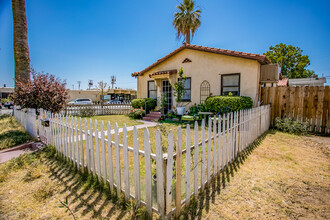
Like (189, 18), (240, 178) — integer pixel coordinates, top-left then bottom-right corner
(111, 76), (116, 89)
(88, 80), (93, 90)
(77, 81), (81, 90)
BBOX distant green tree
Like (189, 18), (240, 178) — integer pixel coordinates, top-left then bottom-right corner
(264, 43), (316, 78)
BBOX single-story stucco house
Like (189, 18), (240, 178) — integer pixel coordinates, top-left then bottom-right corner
(132, 44), (278, 112)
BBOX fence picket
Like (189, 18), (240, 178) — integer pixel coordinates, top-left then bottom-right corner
(218, 115), (222, 171)
(185, 124), (191, 204)
(166, 130), (174, 214)
(194, 121), (199, 195)
(222, 114), (226, 168)
(144, 128), (152, 216)
(75, 117), (79, 168)
(155, 129), (165, 217)
(201, 119), (206, 186)
(95, 120), (101, 179)
(89, 119), (96, 174)
(230, 112), (233, 161)
(123, 124), (130, 200)
(133, 126), (140, 205)
(114, 123), (121, 196)
(70, 116), (74, 162)
(79, 117), (84, 168)
(101, 121), (107, 183)
(213, 117), (217, 175)
(207, 117), (212, 182)
(85, 118), (90, 171)
(107, 122), (114, 191)
(175, 127), (182, 216)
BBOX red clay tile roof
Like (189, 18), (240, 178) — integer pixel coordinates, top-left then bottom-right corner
(278, 78), (288, 87)
(132, 44), (271, 77)
(149, 69), (177, 78)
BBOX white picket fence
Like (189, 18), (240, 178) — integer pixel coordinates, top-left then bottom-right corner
(13, 106), (38, 139)
(13, 105), (271, 218)
(62, 103), (132, 116)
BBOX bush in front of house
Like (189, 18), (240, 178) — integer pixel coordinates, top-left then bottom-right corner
(204, 96), (253, 113)
(274, 117), (308, 135)
(131, 98), (157, 112)
(128, 108), (145, 119)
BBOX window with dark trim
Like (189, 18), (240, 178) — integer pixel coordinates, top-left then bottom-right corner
(181, 77), (191, 101)
(221, 73), (240, 96)
(148, 80), (157, 99)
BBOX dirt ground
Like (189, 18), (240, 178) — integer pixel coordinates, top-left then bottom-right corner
(0, 131), (329, 219)
(199, 131), (330, 220)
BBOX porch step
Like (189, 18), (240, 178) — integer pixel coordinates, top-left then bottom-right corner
(143, 111), (161, 122)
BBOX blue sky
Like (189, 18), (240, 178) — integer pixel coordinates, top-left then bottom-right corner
(1, 0), (330, 89)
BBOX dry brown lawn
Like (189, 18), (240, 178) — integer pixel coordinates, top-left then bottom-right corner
(0, 131), (329, 219)
(197, 131), (330, 220)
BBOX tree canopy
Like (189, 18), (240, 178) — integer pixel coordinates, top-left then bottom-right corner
(173, 0), (201, 44)
(264, 43), (315, 78)
(12, 69), (68, 113)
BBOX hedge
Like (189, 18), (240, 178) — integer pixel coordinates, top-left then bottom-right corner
(204, 96), (253, 113)
(131, 98), (157, 112)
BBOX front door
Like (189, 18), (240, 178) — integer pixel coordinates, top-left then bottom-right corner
(162, 80), (172, 113)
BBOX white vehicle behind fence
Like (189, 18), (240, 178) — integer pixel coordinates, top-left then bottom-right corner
(68, 98), (93, 105)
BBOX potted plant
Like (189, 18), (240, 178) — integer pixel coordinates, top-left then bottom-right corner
(172, 68), (187, 115)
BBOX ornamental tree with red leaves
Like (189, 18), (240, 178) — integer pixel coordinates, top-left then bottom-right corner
(13, 69), (68, 113)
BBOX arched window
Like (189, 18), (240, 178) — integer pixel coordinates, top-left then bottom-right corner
(200, 80), (210, 103)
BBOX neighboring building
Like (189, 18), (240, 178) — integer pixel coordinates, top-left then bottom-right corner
(67, 89), (137, 102)
(288, 77), (327, 87)
(132, 44), (277, 111)
(0, 87), (14, 100)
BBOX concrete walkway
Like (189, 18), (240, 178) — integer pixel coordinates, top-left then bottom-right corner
(0, 142), (45, 164)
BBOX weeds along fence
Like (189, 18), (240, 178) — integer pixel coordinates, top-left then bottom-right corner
(13, 105), (270, 218)
(62, 103), (132, 116)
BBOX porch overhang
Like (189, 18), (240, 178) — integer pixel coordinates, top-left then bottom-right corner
(149, 69), (177, 79)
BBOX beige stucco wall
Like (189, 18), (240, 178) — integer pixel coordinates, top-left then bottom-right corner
(136, 49), (261, 109)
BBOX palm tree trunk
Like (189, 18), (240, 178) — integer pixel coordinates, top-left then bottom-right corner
(186, 31), (190, 44)
(12, 0), (31, 84)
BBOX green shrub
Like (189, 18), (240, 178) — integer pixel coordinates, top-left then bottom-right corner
(79, 106), (94, 117)
(204, 96), (253, 113)
(128, 108), (145, 119)
(131, 98), (157, 112)
(274, 117), (308, 135)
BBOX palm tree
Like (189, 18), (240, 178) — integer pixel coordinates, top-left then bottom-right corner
(173, 0), (201, 44)
(12, 0), (31, 83)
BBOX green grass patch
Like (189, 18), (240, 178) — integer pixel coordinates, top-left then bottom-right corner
(0, 114), (33, 150)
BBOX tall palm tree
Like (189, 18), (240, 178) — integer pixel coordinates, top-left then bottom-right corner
(12, 0), (31, 83)
(173, 0), (201, 44)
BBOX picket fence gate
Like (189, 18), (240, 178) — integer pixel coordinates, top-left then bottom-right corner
(13, 105), (271, 218)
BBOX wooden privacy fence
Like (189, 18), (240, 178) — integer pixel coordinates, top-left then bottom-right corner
(62, 103), (132, 116)
(261, 86), (330, 134)
(14, 105), (270, 218)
